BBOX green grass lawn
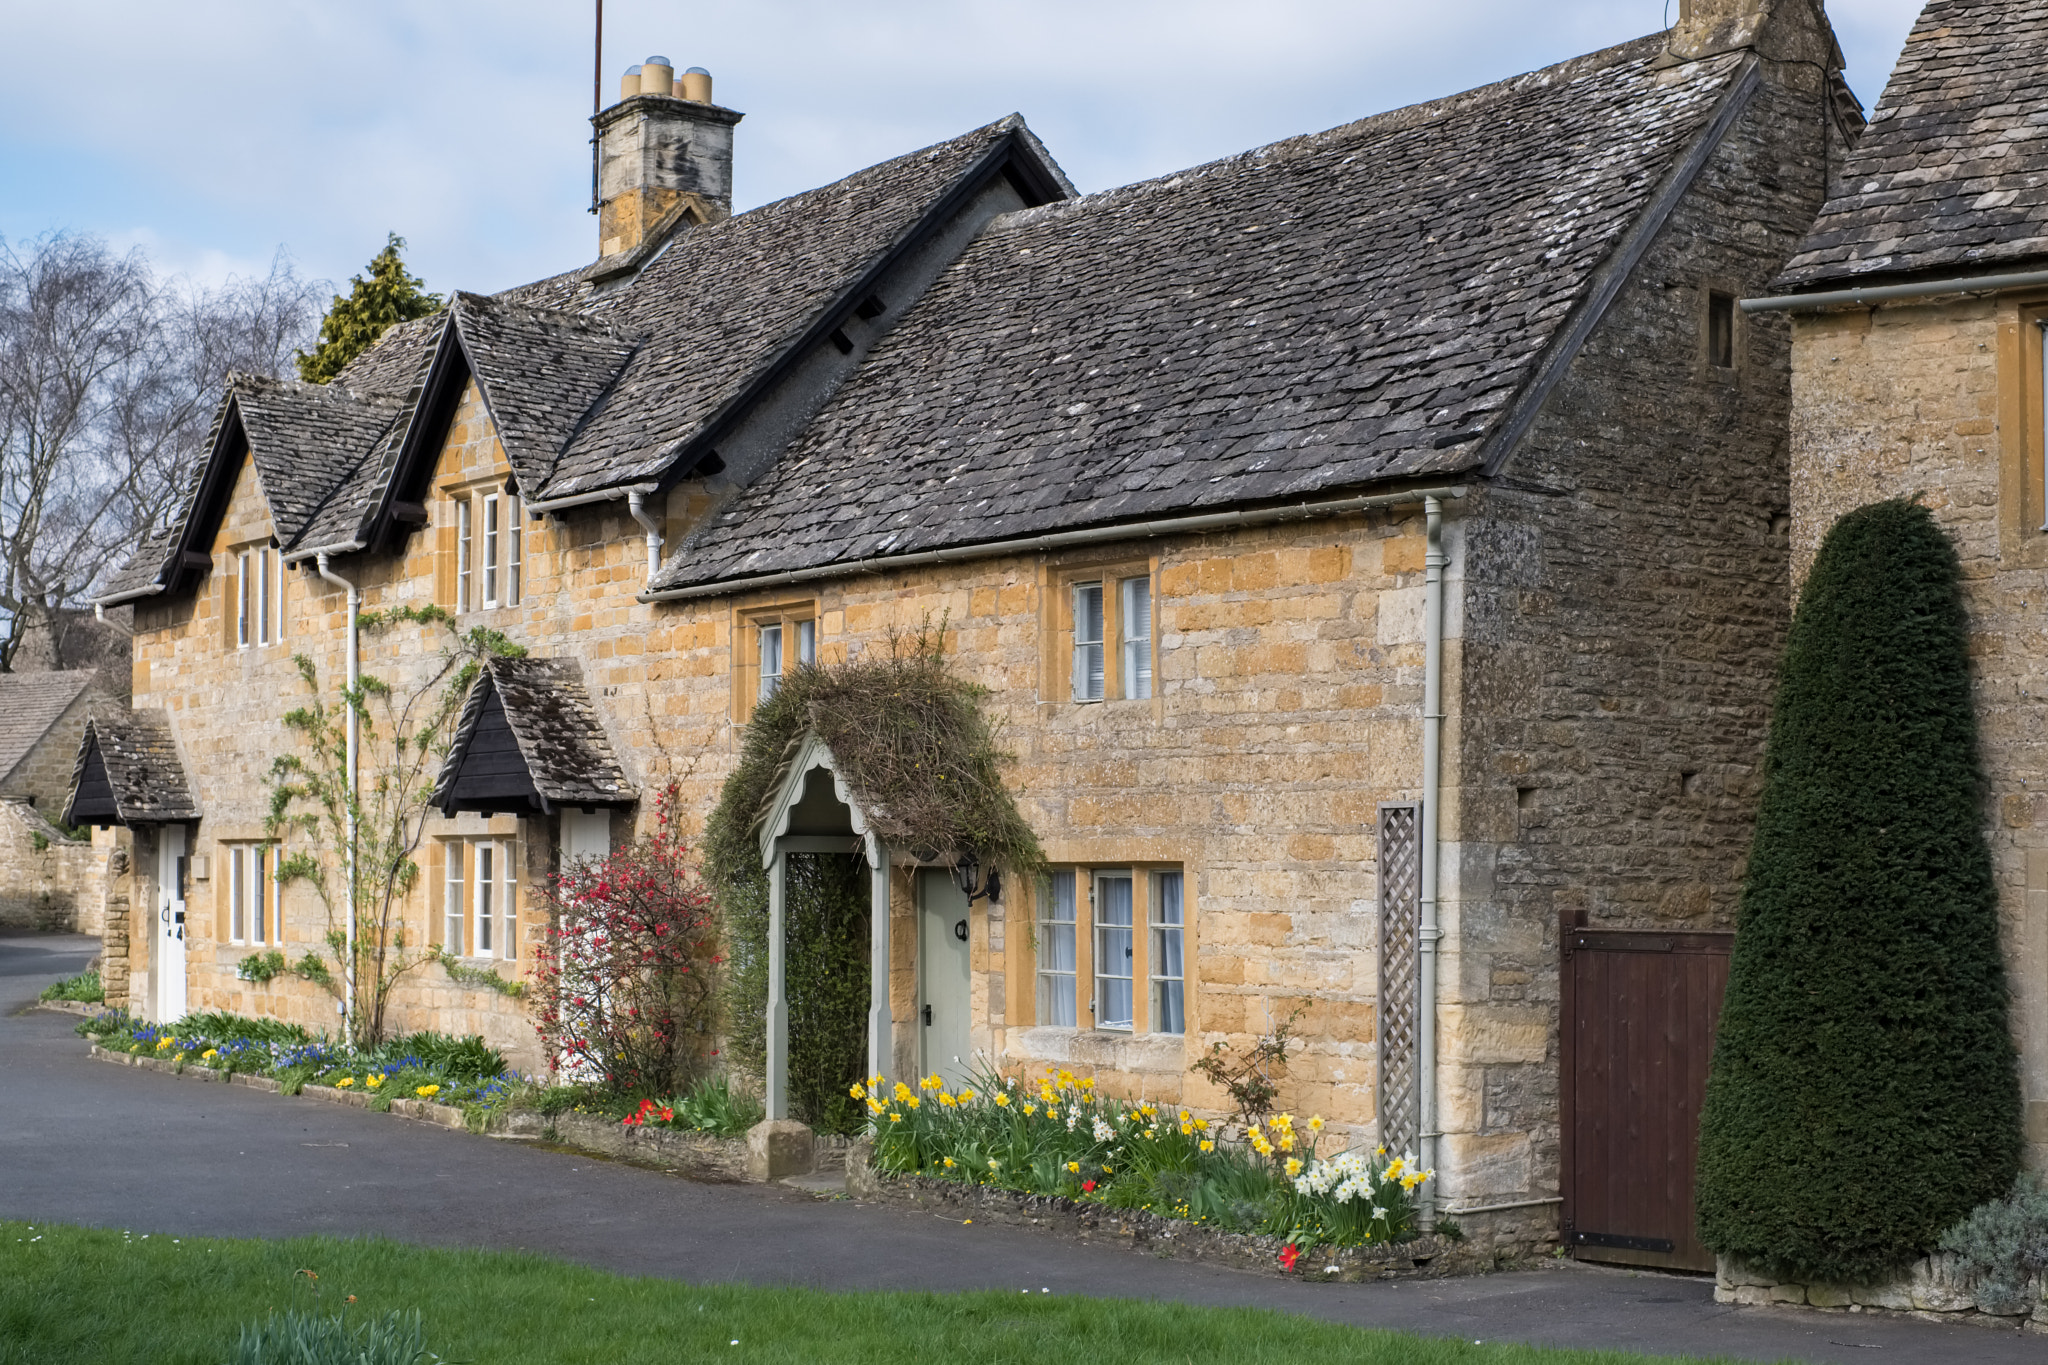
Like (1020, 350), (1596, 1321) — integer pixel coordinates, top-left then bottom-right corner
(0, 1221), (1738, 1365)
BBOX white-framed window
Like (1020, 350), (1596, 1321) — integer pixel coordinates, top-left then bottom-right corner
(1094, 871), (1135, 1030)
(748, 608), (817, 707)
(1072, 582), (1105, 701)
(507, 492), (523, 606)
(444, 841), (465, 954)
(1121, 576), (1152, 700)
(228, 843), (281, 946)
(456, 497), (473, 612)
(1150, 870), (1185, 1035)
(236, 547), (284, 649)
(454, 486), (523, 614)
(1037, 869), (1078, 1026)
(482, 493), (501, 608)
(442, 837), (519, 959)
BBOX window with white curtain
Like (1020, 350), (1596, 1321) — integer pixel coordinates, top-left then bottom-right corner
(236, 548), (284, 649)
(1072, 582), (1105, 701)
(1121, 576), (1152, 700)
(1094, 872), (1135, 1030)
(1037, 870), (1077, 1026)
(1150, 871), (1185, 1035)
(229, 844), (280, 945)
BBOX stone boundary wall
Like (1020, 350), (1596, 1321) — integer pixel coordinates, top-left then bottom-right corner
(1717, 1254), (2047, 1334)
(0, 801), (105, 932)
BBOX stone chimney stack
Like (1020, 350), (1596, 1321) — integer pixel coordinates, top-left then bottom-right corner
(593, 57), (743, 260)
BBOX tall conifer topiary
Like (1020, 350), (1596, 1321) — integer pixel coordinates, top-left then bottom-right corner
(297, 234), (441, 384)
(1697, 499), (2022, 1283)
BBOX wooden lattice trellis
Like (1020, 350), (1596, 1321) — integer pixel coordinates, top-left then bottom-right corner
(1377, 803), (1421, 1159)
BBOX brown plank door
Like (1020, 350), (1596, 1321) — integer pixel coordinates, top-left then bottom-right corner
(1559, 914), (1733, 1272)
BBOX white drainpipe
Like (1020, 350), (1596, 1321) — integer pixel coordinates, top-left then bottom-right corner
(627, 492), (663, 584)
(1418, 494), (1448, 1227)
(315, 553), (361, 1046)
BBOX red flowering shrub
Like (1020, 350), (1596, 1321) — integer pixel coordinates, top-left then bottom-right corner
(530, 783), (719, 1095)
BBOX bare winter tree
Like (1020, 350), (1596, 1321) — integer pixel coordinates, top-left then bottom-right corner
(0, 234), (323, 671)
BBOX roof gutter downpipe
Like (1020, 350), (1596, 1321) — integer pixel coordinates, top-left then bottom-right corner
(1740, 267), (2048, 313)
(315, 553), (361, 1048)
(1418, 494), (1447, 1230)
(627, 492), (662, 585)
(639, 485), (1470, 603)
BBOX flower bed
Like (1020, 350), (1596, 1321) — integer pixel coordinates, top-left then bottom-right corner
(859, 1068), (1440, 1257)
(78, 1010), (513, 1118)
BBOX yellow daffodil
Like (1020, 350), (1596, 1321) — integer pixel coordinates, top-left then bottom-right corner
(959, 1088), (976, 1103)
(1023, 1103), (1036, 1116)
(368, 1075), (384, 1088)
(1279, 1134), (1294, 1151)
(922, 1074), (943, 1091)
(939, 1092), (957, 1108)
(1200, 1139), (1215, 1153)
(1195, 1118), (1210, 1132)
(1067, 1161), (1080, 1174)
(993, 1092), (1011, 1108)
(907, 1097), (920, 1109)
(336, 1077), (355, 1088)
(889, 1112), (904, 1123)
(1101, 1164), (1111, 1174)
(850, 1082), (866, 1099)
(942, 1156), (956, 1168)
(1057, 1069), (1075, 1087)
(1286, 1157), (1304, 1177)
(201, 1049), (218, 1061)
(155, 1037), (172, 1050)
(1180, 1123), (1193, 1136)
(866, 1097), (884, 1114)
(1308, 1116), (1325, 1132)
(894, 1082), (913, 1103)
(416, 1085), (440, 1098)
(1079, 1078), (1095, 1091)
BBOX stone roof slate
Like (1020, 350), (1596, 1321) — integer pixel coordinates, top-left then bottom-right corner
(451, 294), (641, 497)
(65, 709), (199, 825)
(232, 376), (407, 544)
(433, 656), (635, 810)
(0, 672), (94, 783)
(537, 116), (1045, 497)
(655, 37), (1749, 591)
(1777, 0), (2048, 288)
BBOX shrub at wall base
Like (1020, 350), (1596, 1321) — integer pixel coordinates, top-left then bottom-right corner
(1696, 499), (2023, 1284)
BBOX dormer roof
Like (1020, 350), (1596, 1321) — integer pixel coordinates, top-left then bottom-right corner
(432, 657), (636, 817)
(62, 711), (199, 827)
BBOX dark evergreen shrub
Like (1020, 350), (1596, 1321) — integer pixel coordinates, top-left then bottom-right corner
(1696, 499), (2022, 1283)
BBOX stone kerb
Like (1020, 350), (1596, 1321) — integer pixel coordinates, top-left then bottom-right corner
(1716, 1254), (2048, 1333)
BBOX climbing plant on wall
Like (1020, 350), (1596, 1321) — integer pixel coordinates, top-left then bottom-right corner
(703, 627), (1043, 1095)
(1696, 498), (2023, 1284)
(266, 606), (523, 1047)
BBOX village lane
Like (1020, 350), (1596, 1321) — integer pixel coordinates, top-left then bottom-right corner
(0, 932), (2032, 1365)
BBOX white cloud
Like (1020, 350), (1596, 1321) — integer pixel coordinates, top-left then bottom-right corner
(0, 1), (1925, 298)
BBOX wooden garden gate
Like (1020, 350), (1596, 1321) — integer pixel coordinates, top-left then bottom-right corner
(1559, 912), (1732, 1272)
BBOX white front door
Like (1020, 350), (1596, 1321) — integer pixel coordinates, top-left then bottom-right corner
(156, 825), (188, 1023)
(917, 870), (973, 1089)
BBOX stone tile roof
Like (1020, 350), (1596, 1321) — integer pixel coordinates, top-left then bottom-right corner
(1777, 0), (2048, 288)
(232, 375), (407, 544)
(64, 709), (199, 825)
(0, 671), (94, 782)
(655, 37), (1750, 591)
(98, 523), (180, 603)
(537, 115), (1048, 497)
(450, 294), (641, 497)
(433, 656), (635, 811)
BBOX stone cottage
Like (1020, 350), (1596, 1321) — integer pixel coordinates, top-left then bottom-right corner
(78, 0), (1855, 1264)
(0, 670), (113, 931)
(1750, 0), (2048, 1174)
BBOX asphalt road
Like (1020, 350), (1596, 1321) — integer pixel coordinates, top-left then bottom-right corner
(1, 931), (2036, 1364)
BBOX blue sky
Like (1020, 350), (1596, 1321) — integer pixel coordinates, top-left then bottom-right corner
(0, 1), (1923, 298)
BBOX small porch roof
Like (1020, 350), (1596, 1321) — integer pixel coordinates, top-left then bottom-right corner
(433, 657), (636, 818)
(753, 732), (880, 868)
(62, 711), (200, 828)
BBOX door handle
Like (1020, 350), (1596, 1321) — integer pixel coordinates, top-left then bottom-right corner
(954, 919), (968, 943)
(922, 1004), (932, 1026)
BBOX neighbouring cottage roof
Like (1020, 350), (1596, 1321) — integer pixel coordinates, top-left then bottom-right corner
(0, 671), (95, 784)
(62, 710), (199, 827)
(1777, 0), (2048, 289)
(432, 657), (636, 817)
(654, 35), (1754, 590)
